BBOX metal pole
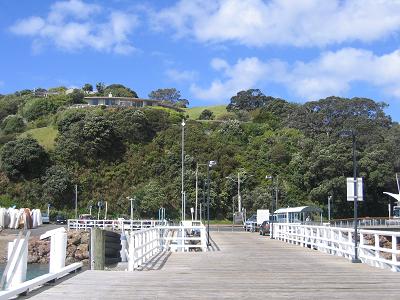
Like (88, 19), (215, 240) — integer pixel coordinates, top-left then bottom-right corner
(75, 184), (78, 219)
(328, 196), (332, 222)
(181, 120), (185, 221)
(130, 198), (134, 220)
(352, 132), (361, 263)
(207, 163), (211, 246)
(195, 164), (198, 221)
(238, 172), (241, 212)
(203, 179), (206, 222)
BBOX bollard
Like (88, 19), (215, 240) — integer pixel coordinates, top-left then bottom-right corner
(120, 231), (128, 262)
(7, 238), (28, 288)
(90, 228), (105, 270)
(49, 231), (67, 273)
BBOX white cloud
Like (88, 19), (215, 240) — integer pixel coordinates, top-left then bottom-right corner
(10, 0), (138, 54)
(166, 69), (198, 82)
(190, 48), (400, 101)
(153, 0), (400, 47)
(190, 57), (269, 101)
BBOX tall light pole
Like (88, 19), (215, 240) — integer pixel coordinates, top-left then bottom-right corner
(126, 197), (134, 220)
(341, 129), (361, 263)
(195, 163), (207, 221)
(226, 171), (253, 214)
(207, 160), (217, 246)
(328, 196), (332, 222)
(266, 175), (278, 239)
(181, 119), (186, 221)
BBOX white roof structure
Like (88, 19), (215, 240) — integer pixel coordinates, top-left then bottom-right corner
(274, 206), (322, 214)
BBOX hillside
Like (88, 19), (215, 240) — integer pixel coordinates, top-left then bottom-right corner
(19, 127), (58, 150)
(185, 105), (227, 119)
(0, 90), (399, 221)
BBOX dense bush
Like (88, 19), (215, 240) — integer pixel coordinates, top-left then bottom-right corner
(1, 115), (25, 134)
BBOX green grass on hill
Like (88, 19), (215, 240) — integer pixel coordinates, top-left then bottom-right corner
(19, 127), (58, 150)
(185, 105), (227, 120)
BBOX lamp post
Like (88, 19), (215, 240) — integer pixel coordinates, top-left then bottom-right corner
(328, 196), (332, 223)
(181, 119), (186, 221)
(207, 160), (217, 246)
(126, 197), (135, 220)
(195, 163), (207, 221)
(226, 171), (253, 214)
(340, 129), (361, 263)
(265, 175), (278, 239)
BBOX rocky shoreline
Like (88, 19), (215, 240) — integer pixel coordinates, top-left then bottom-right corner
(28, 230), (90, 265)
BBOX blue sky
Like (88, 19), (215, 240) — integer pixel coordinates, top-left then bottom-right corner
(1, 0), (400, 121)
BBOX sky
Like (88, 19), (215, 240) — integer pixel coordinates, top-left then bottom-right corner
(1, 0), (400, 121)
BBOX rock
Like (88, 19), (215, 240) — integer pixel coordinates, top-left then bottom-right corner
(81, 233), (89, 244)
(77, 244), (88, 252)
(67, 244), (77, 257)
(28, 254), (39, 263)
(65, 256), (76, 265)
(74, 249), (84, 260)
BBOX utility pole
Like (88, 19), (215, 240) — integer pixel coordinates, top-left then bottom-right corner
(328, 196), (332, 222)
(181, 119), (185, 221)
(238, 172), (241, 212)
(75, 184), (78, 219)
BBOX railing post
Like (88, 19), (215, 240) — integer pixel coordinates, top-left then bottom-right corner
(392, 234), (397, 272)
(49, 231), (67, 273)
(6, 238), (28, 288)
(128, 232), (135, 271)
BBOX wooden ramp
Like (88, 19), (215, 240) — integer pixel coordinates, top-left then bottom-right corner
(27, 232), (400, 299)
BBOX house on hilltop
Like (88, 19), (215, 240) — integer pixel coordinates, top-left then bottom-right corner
(84, 93), (161, 108)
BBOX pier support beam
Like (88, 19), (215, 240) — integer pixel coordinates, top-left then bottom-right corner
(90, 228), (105, 270)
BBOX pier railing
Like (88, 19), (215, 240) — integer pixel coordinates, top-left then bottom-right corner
(274, 223), (400, 272)
(127, 225), (207, 271)
(0, 227), (82, 299)
(330, 217), (400, 228)
(67, 219), (168, 231)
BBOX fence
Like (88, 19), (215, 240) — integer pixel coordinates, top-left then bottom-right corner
(273, 223), (400, 272)
(0, 227), (82, 299)
(127, 225), (207, 271)
(330, 217), (400, 228)
(67, 219), (168, 231)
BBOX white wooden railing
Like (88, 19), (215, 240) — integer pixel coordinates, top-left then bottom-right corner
(273, 223), (400, 272)
(127, 225), (207, 271)
(0, 228), (82, 299)
(67, 219), (168, 231)
(330, 217), (400, 228)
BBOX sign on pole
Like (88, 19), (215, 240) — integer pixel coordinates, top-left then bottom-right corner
(346, 177), (364, 201)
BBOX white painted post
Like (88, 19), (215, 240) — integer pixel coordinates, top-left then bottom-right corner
(49, 231), (67, 273)
(392, 234), (397, 272)
(128, 232), (134, 271)
(6, 239), (28, 288)
(120, 232), (128, 263)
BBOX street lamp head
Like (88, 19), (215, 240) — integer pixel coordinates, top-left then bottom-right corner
(181, 119), (186, 127)
(339, 129), (355, 138)
(208, 160), (217, 167)
(265, 175), (273, 180)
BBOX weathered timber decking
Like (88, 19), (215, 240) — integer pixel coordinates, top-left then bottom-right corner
(27, 232), (400, 299)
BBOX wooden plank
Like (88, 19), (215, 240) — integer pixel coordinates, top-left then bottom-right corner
(29, 232), (400, 299)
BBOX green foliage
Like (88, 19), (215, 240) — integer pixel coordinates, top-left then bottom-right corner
(0, 95), (22, 122)
(82, 84), (93, 93)
(0, 195), (14, 207)
(96, 82), (105, 94)
(1, 115), (25, 134)
(198, 109), (214, 120)
(227, 89), (278, 112)
(112, 109), (153, 144)
(42, 165), (73, 208)
(104, 84), (138, 98)
(0, 137), (48, 181)
(185, 105), (227, 120)
(68, 89), (85, 104)
(19, 127), (58, 150)
(22, 98), (59, 121)
(149, 88), (181, 102)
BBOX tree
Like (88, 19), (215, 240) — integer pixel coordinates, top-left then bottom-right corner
(112, 109), (153, 143)
(198, 109), (214, 120)
(175, 99), (189, 108)
(68, 89), (85, 104)
(1, 115), (25, 134)
(96, 82), (105, 94)
(82, 83), (93, 93)
(42, 165), (73, 208)
(0, 138), (48, 180)
(148, 88), (181, 103)
(104, 84), (138, 98)
(22, 98), (58, 121)
(227, 89), (274, 112)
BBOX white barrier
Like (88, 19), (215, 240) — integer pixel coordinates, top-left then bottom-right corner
(68, 219), (168, 231)
(127, 225), (207, 271)
(274, 223), (400, 272)
(6, 238), (28, 288)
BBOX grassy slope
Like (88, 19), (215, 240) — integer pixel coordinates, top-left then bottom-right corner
(185, 105), (227, 120)
(19, 127), (58, 150)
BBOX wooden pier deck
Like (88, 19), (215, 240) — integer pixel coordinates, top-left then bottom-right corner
(27, 232), (400, 299)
